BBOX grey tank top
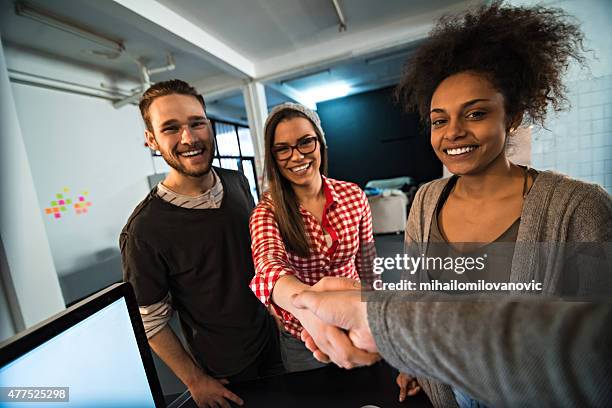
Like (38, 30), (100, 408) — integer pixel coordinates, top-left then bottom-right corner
(425, 170), (537, 287)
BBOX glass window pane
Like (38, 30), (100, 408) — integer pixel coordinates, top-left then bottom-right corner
(220, 158), (239, 170)
(242, 159), (259, 203)
(237, 127), (255, 156)
(213, 158), (221, 168)
(215, 122), (240, 156)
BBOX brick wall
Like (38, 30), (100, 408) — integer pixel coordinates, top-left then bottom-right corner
(531, 74), (612, 192)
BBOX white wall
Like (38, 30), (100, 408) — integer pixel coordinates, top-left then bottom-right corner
(3, 43), (154, 310)
(531, 75), (612, 191)
(0, 285), (15, 342)
(517, 0), (612, 191)
(0, 240), (16, 342)
(0, 36), (65, 328)
(10, 82), (154, 276)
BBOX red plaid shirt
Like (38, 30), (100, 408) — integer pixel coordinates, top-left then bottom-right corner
(250, 176), (374, 338)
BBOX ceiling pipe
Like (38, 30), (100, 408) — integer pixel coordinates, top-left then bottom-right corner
(147, 54), (176, 75)
(113, 54), (176, 108)
(331, 0), (347, 32)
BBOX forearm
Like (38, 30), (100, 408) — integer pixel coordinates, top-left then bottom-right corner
(270, 275), (310, 317)
(148, 324), (207, 388)
(368, 296), (612, 406)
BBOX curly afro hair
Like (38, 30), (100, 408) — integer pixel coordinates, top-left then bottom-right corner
(396, 0), (587, 128)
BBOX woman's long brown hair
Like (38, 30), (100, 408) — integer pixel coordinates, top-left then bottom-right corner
(264, 110), (328, 257)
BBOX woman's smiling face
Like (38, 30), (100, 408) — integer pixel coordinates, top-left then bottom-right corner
(272, 117), (322, 188)
(430, 71), (511, 176)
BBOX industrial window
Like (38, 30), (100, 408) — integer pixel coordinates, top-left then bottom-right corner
(211, 119), (260, 203)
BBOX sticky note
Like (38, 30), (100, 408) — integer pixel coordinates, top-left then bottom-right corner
(56, 194), (63, 199)
(79, 197), (84, 202)
(63, 187), (69, 192)
(60, 206), (66, 212)
(51, 201), (58, 206)
(53, 208), (59, 213)
(54, 213), (60, 219)
(45, 208), (52, 214)
(59, 200), (65, 205)
(66, 199), (72, 204)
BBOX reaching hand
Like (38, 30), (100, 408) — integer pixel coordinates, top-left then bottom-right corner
(293, 304), (380, 369)
(311, 276), (361, 292)
(292, 290), (379, 368)
(396, 372), (421, 402)
(188, 374), (243, 408)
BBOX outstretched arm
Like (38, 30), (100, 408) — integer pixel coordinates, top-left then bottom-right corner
(293, 290), (612, 407)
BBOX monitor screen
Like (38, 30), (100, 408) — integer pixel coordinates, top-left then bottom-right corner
(0, 296), (157, 407)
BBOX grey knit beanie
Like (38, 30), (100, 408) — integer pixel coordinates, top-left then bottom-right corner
(264, 102), (326, 147)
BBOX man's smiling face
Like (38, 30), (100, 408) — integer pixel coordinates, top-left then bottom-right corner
(145, 93), (214, 179)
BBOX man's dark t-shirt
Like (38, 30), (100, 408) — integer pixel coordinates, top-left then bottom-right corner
(120, 167), (273, 377)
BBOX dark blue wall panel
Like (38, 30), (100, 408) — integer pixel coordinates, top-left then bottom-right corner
(317, 86), (441, 188)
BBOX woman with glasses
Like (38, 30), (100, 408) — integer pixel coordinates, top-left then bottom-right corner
(248, 102), (380, 373)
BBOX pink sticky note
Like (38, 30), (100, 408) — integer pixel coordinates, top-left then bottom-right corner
(79, 197), (85, 202)
(59, 200), (65, 205)
(54, 213), (61, 219)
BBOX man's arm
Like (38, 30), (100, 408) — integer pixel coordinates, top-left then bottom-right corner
(149, 325), (243, 408)
(369, 297), (612, 407)
(148, 325), (207, 388)
(293, 291), (612, 407)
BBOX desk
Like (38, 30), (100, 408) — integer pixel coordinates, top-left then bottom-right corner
(167, 362), (433, 407)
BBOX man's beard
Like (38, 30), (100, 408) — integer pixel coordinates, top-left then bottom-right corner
(160, 140), (215, 178)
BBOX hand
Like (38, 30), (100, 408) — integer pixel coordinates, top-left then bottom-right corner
(292, 290), (380, 368)
(293, 306), (380, 369)
(299, 277), (365, 363)
(187, 374), (243, 408)
(396, 372), (421, 402)
(311, 276), (361, 292)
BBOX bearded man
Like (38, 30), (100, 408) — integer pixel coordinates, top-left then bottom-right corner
(120, 80), (282, 408)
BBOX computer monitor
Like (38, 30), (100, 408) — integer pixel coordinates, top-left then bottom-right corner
(0, 282), (166, 407)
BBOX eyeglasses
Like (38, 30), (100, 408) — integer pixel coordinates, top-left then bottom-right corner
(271, 136), (318, 161)
(160, 118), (210, 135)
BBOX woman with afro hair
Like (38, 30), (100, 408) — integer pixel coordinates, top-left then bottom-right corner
(394, 1), (612, 407)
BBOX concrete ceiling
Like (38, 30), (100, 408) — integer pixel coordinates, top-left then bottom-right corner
(0, 0), (480, 120)
(0, 0), (237, 84)
(155, 0), (464, 63)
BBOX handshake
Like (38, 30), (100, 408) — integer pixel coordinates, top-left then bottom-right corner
(291, 277), (421, 401)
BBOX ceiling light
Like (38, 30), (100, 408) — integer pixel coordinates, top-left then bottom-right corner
(303, 82), (351, 104)
(15, 1), (125, 54)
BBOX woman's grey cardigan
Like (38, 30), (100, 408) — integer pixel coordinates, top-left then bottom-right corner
(367, 171), (612, 407)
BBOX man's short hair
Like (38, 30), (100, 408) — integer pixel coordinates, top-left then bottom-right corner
(139, 79), (206, 132)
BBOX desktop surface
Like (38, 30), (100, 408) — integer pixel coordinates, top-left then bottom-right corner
(167, 362), (433, 408)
